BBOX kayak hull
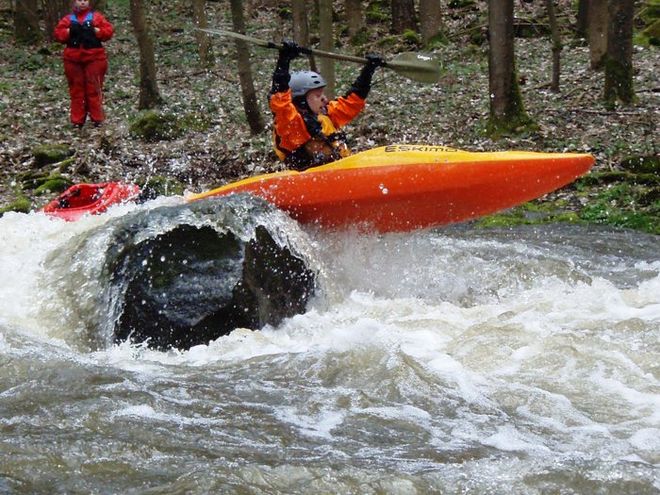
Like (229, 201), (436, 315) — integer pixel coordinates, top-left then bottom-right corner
(42, 182), (140, 221)
(188, 145), (594, 233)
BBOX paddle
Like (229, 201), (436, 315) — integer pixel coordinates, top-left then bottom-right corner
(197, 28), (442, 84)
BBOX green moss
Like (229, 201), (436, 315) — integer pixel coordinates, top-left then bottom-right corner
(129, 110), (182, 142)
(177, 112), (212, 133)
(130, 110), (211, 142)
(476, 202), (582, 228)
(620, 154), (660, 174)
(0, 196), (32, 216)
(32, 144), (74, 168)
(402, 29), (421, 47)
(366, 0), (389, 23)
(34, 175), (72, 195)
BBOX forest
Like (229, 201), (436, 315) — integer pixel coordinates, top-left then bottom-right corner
(1, 0), (658, 233)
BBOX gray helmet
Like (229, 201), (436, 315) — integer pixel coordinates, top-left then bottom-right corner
(289, 71), (327, 97)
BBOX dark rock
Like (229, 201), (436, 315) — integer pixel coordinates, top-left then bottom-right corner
(105, 196), (316, 350)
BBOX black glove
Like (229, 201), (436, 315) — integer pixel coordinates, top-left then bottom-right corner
(271, 40), (304, 94)
(365, 53), (386, 69)
(349, 53), (385, 99)
(280, 40), (303, 61)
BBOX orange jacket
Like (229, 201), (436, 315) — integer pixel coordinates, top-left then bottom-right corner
(54, 9), (113, 63)
(269, 89), (365, 155)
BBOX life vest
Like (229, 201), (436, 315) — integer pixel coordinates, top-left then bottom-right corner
(67, 12), (103, 49)
(274, 114), (352, 170)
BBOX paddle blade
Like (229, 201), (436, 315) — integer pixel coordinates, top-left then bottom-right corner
(386, 52), (442, 84)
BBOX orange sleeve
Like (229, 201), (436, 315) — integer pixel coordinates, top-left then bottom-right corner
(269, 90), (311, 152)
(327, 92), (366, 129)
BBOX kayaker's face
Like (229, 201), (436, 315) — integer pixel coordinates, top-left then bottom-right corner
(306, 88), (328, 115)
(73, 0), (90, 11)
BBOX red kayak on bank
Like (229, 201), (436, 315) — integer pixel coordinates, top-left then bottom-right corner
(42, 182), (140, 221)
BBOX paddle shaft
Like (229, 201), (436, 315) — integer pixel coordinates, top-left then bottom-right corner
(196, 28), (435, 77)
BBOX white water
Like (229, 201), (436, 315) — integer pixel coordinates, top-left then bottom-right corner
(0, 204), (658, 494)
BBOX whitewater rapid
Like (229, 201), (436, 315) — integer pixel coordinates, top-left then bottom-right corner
(0, 202), (658, 494)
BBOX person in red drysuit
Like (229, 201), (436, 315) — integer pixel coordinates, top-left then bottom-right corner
(54, 0), (113, 128)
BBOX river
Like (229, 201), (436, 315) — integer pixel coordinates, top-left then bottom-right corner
(1, 201), (658, 494)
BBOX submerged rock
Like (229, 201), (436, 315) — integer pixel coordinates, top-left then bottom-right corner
(45, 195), (317, 350)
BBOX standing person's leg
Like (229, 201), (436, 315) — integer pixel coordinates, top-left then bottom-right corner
(84, 58), (108, 125)
(64, 60), (87, 126)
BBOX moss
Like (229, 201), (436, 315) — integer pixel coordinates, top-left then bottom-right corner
(130, 110), (211, 142)
(129, 110), (182, 142)
(402, 29), (421, 47)
(366, 0), (389, 23)
(476, 201), (582, 228)
(34, 175), (72, 195)
(619, 154), (659, 174)
(177, 112), (212, 133)
(32, 144), (74, 168)
(0, 196), (32, 217)
(19, 170), (50, 190)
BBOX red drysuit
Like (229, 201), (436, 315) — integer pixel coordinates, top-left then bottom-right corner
(54, 8), (113, 126)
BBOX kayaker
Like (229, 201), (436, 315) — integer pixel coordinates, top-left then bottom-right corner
(54, 0), (114, 128)
(269, 41), (385, 170)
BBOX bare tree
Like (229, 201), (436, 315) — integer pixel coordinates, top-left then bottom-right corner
(576, 0), (589, 39)
(587, 0), (608, 69)
(15, 0), (41, 44)
(318, 0), (335, 97)
(391, 0), (417, 34)
(545, 0), (562, 91)
(42, 0), (69, 41)
(487, 0), (532, 135)
(229, 0), (265, 134)
(292, 0), (317, 72)
(604, 0), (634, 106)
(192, 0), (215, 67)
(345, 0), (365, 42)
(419, 0), (442, 45)
(130, 0), (163, 109)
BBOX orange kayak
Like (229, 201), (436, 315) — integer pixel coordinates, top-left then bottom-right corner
(42, 182), (141, 221)
(188, 145), (594, 233)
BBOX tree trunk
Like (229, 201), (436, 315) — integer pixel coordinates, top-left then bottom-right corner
(545, 0), (562, 92)
(419, 0), (442, 45)
(587, 0), (608, 69)
(292, 0), (317, 72)
(192, 0), (215, 67)
(130, 0), (163, 109)
(391, 0), (417, 34)
(487, 0), (532, 136)
(41, 0), (69, 41)
(576, 0), (589, 39)
(15, 0), (41, 44)
(229, 0), (265, 135)
(345, 0), (365, 42)
(318, 0), (335, 97)
(604, 0), (634, 107)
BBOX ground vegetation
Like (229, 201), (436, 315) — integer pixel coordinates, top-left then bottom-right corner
(0, 0), (657, 232)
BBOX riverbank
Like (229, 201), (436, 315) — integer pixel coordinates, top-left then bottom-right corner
(0, 2), (657, 233)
